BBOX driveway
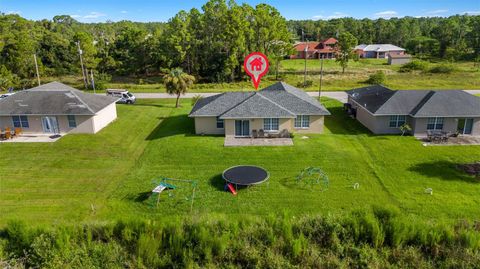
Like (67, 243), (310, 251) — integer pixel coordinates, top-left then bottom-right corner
(113, 90), (480, 104)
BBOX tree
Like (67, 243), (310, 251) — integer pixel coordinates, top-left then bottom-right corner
(336, 32), (357, 74)
(163, 68), (195, 108)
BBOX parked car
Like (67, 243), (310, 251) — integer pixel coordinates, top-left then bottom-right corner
(0, 93), (15, 99)
(106, 89), (136, 104)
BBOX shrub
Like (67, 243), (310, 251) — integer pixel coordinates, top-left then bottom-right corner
(429, 64), (455, 74)
(365, 71), (386, 85)
(297, 80), (313, 88)
(399, 60), (429, 72)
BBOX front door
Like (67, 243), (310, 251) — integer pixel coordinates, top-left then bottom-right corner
(235, 120), (250, 137)
(457, 118), (474, 135)
(42, 116), (60, 134)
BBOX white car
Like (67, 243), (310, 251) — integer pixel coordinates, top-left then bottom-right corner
(106, 89), (136, 104)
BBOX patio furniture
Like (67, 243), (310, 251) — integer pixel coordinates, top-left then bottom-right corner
(427, 130), (449, 143)
(279, 129), (290, 138)
(252, 129), (258, 138)
(258, 129), (265, 138)
(14, 128), (22, 136)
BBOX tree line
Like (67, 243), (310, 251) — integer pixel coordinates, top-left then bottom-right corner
(288, 15), (480, 60)
(0, 0), (479, 90)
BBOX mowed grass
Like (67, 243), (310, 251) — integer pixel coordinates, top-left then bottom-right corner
(1, 98), (480, 226)
(45, 59), (480, 94)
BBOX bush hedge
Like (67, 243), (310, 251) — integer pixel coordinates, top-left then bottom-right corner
(1, 207), (480, 268)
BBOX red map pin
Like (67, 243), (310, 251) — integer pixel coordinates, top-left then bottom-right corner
(244, 52), (269, 90)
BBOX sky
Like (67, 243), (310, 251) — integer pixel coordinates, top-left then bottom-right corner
(0, 0), (479, 23)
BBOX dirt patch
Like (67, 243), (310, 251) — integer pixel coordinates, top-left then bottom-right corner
(457, 162), (480, 178)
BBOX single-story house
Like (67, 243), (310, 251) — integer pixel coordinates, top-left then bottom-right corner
(354, 44), (406, 59)
(189, 82), (330, 137)
(346, 85), (480, 136)
(0, 81), (118, 134)
(388, 54), (412, 65)
(291, 38), (338, 59)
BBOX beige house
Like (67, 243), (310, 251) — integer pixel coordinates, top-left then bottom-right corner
(189, 82), (330, 137)
(346, 85), (480, 137)
(0, 82), (118, 135)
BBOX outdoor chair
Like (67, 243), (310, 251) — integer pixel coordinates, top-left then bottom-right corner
(258, 129), (265, 138)
(279, 129), (290, 138)
(252, 129), (258, 138)
(5, 131), (11, 139)
(14, 128), (22, 136)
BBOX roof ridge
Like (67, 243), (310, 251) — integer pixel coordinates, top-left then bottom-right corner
(69, 90), (95, 114)
(409, 90), (436, 116)
(256, 92), (296, 116)
(373, 87), (398, 113)
(218, 92), (256, 117)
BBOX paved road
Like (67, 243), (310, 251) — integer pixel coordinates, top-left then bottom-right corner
(132, 89), (480, 103)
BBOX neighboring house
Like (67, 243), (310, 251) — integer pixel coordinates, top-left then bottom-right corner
(388, 54), (412, 65)
(291, 38), (338, 59)
(346, 85), (480, 136)
(0, 81), (118, 135)
(189, 82), (330, 137)
(355, 44), (406, 58)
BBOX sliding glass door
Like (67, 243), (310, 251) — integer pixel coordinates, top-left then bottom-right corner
(457, 118), (474, 135)
(235, 120), (250, 137)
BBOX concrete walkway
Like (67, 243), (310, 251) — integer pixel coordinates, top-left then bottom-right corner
(0, 134), (62, 143)
(129, 90), (480, 103)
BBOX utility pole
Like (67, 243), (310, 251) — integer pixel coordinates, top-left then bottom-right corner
(319, 55), (324, 100)
(90, 69), (96, 94)
(33, 54), (41, 86)
(304, 39), (308, 89)
(77, 41), (88, 89)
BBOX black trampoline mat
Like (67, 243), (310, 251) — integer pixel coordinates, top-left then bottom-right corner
(222, 166), (269, 185)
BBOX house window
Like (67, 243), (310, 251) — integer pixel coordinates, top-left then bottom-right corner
(67, 115), (77, 128)
(216, 117), (224, 129)
(263, 118), (279, 132)
(427, 117), (444, 130)
(12, 116), (29, 128)
(295, 115), (310, 128)
(389, 115), (406, 128)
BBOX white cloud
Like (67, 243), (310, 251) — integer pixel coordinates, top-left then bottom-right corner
(425, 9), (448, 15)
(5, 10), (21, 15)
(312, 12), (349, 20)
(374, 10), (398, 19)
(120, 10), (128, 14)
(463, 10), (480, 15)
(70, 11), (106, 20)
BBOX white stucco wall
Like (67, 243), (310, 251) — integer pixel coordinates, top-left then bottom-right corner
(91, 103), (117, 133)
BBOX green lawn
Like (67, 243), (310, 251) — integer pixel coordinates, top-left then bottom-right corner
(44, 59), (480, 93)
(1, 98), (479, 226)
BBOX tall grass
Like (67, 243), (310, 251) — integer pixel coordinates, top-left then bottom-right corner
(1, 206), (480, 268)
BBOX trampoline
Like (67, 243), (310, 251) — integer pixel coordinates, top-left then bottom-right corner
(222, 165), (269, 186)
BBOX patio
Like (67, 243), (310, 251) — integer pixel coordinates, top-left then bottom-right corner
(419, 135), (480, 146)
(0, 134), (63, 143)
(224, 137), (293, 147)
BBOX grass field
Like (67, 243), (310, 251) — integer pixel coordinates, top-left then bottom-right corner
(1, 98), (480, 227)
(45, 59), (480, 93)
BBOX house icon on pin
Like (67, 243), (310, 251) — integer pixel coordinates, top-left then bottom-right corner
(250, 57), (263, 71)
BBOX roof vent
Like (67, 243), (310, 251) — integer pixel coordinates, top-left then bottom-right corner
(65, 92), (76, 98)
(18, 103), (28, 107)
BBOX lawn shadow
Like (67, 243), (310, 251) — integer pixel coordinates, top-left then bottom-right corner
(133, 103), (171, 109)
(209, 174), (226, 191)
(147, 114), (195, 140)
(409, 161), (480, 183)
(323, 104), (372, 135)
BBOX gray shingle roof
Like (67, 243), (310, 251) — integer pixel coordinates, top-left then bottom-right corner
(189, 82), (330, 119)
(347, 85), (480, 117)
(0, 81), (118, 116)
(219, 93), (295, 119)
(412, 90), (480, 117)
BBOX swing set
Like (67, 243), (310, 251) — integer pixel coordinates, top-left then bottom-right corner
(150, 177), (198, 212)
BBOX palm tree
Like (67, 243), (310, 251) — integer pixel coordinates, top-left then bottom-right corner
(163, 68), (195, 108)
